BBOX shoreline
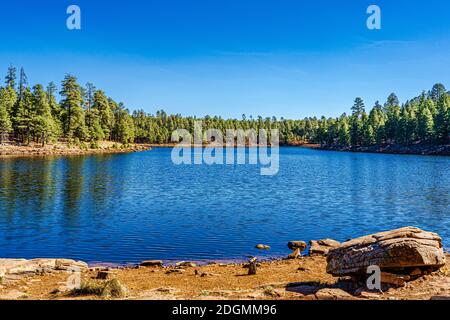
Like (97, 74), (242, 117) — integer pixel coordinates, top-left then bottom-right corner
(310, 143), (450, 156)
(1, 227), (449, 300)
(2, 142), (449, 158)
(1, 253), (448, 300)
(142, 142), (450, 157)
(0, 142), (152, 158)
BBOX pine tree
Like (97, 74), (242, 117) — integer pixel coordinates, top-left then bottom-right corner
(362, 112), (375, 146)
(417, 105), (434, 141)
(84, 82), (96, 128)
(351, 97), (365, 116)
(434, 94), (450, 143)
(32, 84), (57, 146)
(46, 82), (62, 136)
(430, 83), (446, 103)
(337, 116), (350, 146)
(18, 67), (28, 101)
(86, 108), (104, 144)
(0, 88), (13, 143)
(115, 108), (135, 144)
(60, 75), (88, 141)
(93, 90), (113, 139)
(384, 93), (400, 109)
(384, 93), (401, 143)
(12, 88), (33, 143)
(5, 65), (16, 89)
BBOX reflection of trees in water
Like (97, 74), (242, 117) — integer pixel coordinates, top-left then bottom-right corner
(0, 158), (57, 220)
(88, 155), (114, 210)
(62, 157), (86, 221)
(0, 159), (16, 219)
(33, 158), (58, 213)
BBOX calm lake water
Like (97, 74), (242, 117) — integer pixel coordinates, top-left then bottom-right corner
(0, 147), (449, 264)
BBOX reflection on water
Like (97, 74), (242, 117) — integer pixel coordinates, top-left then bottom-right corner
(0, 148), (449, 264)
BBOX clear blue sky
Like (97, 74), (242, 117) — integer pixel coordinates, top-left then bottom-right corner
(1, 0), (450, 119)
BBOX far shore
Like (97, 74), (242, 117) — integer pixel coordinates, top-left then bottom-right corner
(2, 141), (449, 158)
(309, 143), (450, 156)
(0, 141), (151, 158)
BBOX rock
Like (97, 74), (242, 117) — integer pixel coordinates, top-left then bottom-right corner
(287, 241), (307, 251)
(380, 272), (410, 287)
(248, 257), (257, 275)
(327, 227), (446, 276)
(309, 239), (340, 256)
(255, 244), (270, 250)
(166, 269), (185, 274)
(0, 290), (28, 300)
(409, 268), (422, 276)
(55, 259), (88, 271)
(201, 272), (219, 277)
(140, 260), (163, 267)
(96, 270), (114, 280)
(354, 288), (381, 299)
(315, 288), (355, 300)
(430, 295), (450, 300)
(287, 248), (302, 259)
(302, 294), (317, 300)
(175, 261), (197, 268)
(0, 258), (87, 278)
(286, 284), (318, 295)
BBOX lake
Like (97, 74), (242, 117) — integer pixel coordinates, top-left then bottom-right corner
(0, 147), (449, 264)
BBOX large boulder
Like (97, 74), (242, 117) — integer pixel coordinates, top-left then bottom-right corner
(326, 227), (446, 276)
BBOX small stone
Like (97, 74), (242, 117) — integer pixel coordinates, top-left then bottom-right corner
(409, 268), (422, 276)
(287, 248), (301, 259)
(166, 269), (185, 274)
(302, 294), (317, 300)
(175, 261), (197, 268)
(96, 270), (114, 280)
(315, 288), (355, 300)
(201, 272), (219, 277)
(287, 241), (307, 251)
(430, 295), (450, 300)
(140, 260), (163, 267)
(248, 257), (257, 275)
(380, 272), (410, 287)
(255, 244), (270, 250)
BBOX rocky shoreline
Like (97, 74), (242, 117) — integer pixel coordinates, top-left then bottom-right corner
(312, 143), (450, 156)
(1, 227), (449, 300)
(0, 142), (151, 158)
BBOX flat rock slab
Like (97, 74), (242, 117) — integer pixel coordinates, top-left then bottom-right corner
(0, 290), (28, 300)
(315, 288), (356, 300)
(309, 239), (341, 256)
(326, 227), (446, 276)
(0, 258), (88, 278)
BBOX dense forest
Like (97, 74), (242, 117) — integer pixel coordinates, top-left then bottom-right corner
(0, 66), (449, 148)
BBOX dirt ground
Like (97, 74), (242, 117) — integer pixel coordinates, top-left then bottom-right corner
(1, 255), (449, 300)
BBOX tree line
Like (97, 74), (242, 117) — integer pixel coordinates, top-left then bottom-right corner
(0, 66), (449, 147)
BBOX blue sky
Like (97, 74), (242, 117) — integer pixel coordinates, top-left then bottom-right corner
(1, 0), (450, 119)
